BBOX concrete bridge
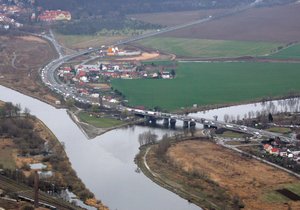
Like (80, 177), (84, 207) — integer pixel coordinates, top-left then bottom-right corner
(127, 108), (294, 143)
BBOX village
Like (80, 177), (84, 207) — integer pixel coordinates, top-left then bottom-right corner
(0, 0), (72, 30)
(55, 46), (175, 106)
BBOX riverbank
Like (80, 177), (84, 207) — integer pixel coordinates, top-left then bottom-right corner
(135, 135), (234, 210)
(136, 136), (300, 210)
(0, 102), (108, 210)
(68, 109), (146, 139)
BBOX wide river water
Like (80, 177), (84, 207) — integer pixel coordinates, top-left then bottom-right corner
(1, 85), (300, 210)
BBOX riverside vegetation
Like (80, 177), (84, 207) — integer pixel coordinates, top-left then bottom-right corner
(136, 131), (300, 210)
(0, 102), (107, 210)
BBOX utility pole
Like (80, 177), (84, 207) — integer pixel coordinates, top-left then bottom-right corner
(34, 171), (39, 208)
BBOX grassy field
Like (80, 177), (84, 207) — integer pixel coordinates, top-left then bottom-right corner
(219, 131), (245, 138)
(137, 37), (282, 58)
(78, 112), (124, 128)
(266, 127), (291, 134)
(111, 62), (300, 111)
(268, 44), (300, 59)
(263, 182), (300, 203)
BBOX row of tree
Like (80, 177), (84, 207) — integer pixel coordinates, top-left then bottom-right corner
(36, 0), (257, 17)
(54, 18), (161, 35)
(0, 102), (30, 118)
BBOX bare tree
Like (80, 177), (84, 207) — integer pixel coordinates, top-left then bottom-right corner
(138, 131), (158, 146)
(24, 107), (31, 117)
(224, 114), (229, 123)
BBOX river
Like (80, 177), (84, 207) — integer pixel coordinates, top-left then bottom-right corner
(2, 85), (300, 210)
(0, 85), (198, 210)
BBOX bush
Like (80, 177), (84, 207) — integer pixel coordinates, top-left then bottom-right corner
(22, 205), (34, 210)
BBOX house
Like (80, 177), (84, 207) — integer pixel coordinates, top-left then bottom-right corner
(263, 144), (273, 152)
(279, 149), (288, 157)
(269, 148), (280, 156)
(161, 71), (171, 79)
(38, 10), (71, 22)
(152, 73), (159, 79)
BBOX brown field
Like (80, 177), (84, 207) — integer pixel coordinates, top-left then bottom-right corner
(0, 138), (16, 169)
(116, 52), (160, 61)
(161, 3), (300, 42)
(166, 140), (300, 210)
(0, 35), (60, 106)
(128, 9), (228, 27)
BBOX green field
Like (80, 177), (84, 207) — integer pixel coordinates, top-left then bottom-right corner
(78, 112), (124, 128)
(268, 43), (300, 59)
(137, 37), (282, 58)
(266, 127), (291, 134)
(111, 62), (300, 111)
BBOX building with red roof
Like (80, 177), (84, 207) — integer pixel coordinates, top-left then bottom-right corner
(38, 10), (71, 22)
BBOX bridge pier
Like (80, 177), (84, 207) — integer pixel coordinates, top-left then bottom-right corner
(170, 118), (176, 129)
(189, 121), (196, 128)
(163, 118), (169, 127)
(150, 117), (157, 125)
(183, 120), (189, 128)
(145, 116), (157, 125)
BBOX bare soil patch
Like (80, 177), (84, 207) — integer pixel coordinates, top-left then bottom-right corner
(162, 3), (300, 42)
(18, 35), (48, 44)
(116, 52), (160, 61)
(166, 140), (300, 210)
(0, 35), (60, 106)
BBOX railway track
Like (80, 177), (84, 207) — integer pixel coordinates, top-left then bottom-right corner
(0, 175), (82, 210)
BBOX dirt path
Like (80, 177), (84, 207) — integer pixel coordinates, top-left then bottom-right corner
(11, 52), (17, 69)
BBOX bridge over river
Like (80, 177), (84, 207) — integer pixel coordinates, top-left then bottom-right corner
(128, 108), (293, 143)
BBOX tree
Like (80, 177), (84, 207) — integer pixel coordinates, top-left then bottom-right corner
(224, 114), (229, 123)
(268, 113), (273, 123)
(24, 107), (31, 117)
(15, 103), (22, 116)
(138, 130), (158, 146)
(190, 126), (196, 137)
(4, 102), (14, 117)
(66, 98), (75, 108)
(156, 134), (171, 158)
(170, 69), (176, 78)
